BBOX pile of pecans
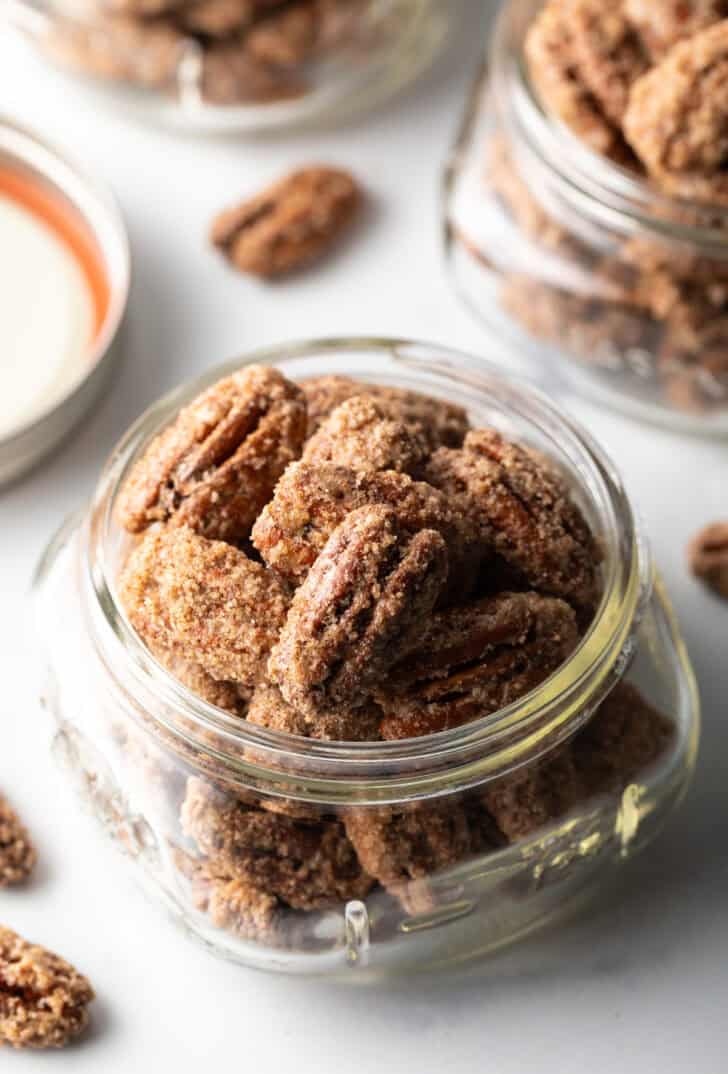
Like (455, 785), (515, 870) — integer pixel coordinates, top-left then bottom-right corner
(112, 365), (673, 940)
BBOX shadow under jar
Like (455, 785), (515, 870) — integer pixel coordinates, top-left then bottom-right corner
(5, 0), (447, 133)
(444, 0), (728, 435)
(33, 340), (699, 978)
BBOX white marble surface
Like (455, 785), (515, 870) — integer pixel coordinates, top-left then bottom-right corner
(1, 3), (728, 1069)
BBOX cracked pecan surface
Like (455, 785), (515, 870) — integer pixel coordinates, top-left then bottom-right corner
(624, 21), (728, 175)
(300, 375), (470, 447)
(301, 394), (430, 474)
(210, 166), (362, 278)
(181, 778), (373, 910)
(116, 365), (306, 541)
(0, 795), (36, 888)
(376, 592), (579, 739)
(688, 520), (728, 599)
(0, 927), (94, 1050)
(268, 506), (449, 719)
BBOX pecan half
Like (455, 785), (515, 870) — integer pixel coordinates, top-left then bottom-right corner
(688, 520), (728, 599)
(567, 0), (648, 127)
(624, 22), (728, 175)
(245, 1), (319, 65)
(0, 794), (36, 887)
(301, 394), (430, 474)
(179, 0), (256, 37)
(210, 166), (362, 278)
(247, 681), (383, 741)
(181, 778), (374, 910)
(251, 462), (480, 599)
(268, 506), (449, 718)
(376, 591), (579, 739)
(481, 747), (584, 842)
(423, 430), (601, 619)
(173, 848), (282, 943)
(200, 39), (307, 104)
(624, 0), (728, 59)
(300, 375), (470, 447)
(0, 927), (94, 1050)
(115, 365), (306, 541)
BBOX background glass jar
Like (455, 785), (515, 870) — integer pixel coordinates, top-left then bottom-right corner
(33, 340), (699, 978)
(5, 0), (447, 133)
(444, 0), (728, 435)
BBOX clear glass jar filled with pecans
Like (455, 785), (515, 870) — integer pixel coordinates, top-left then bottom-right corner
(445, 0), (728, 435)
(5, 0), (447, 133)
(34, 339), (699, 977)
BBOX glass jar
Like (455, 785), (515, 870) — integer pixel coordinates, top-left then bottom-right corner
(444, 0), (728, 435)
(6, 0), (446, 133)
(33, 339), (699, 978)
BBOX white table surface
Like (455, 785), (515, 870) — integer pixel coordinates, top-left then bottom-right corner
(2, 3), (728, 1070)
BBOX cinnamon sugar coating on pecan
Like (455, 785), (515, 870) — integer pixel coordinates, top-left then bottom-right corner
(181, 778), (373, 910)
(156, 527), (290, 686)
(424, 430), (601, 617)
(245, 1), (319, 65)
(179, 0), (255, 36)
(0, 927), (94, 1050)
(624, 0), (728, 58)
(116, 365), (306, 541)
(624, 22), (728, 175)
(173, 848), (282, 942)
(567, 0), (648, 127)
(302, 395), (430, 474)
(0, 795), (36, 887)
(210, 166), (362, 278)
(248, 681), (383, 741)
(300, 375), (470, 447)
(376, 592), (579, 739)
(481, 747), (583, 842)
(252, 462), (480, 599)
(268, 506), (449, 719)
(688, 520), (728, 598)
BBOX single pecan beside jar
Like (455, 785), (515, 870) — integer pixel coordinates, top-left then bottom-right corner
(0, 794), (36, 887)
(210, 166), (362, 278)
(268, 506), (449, 720)
(376, 591), (579, 739)
(688, 520), (728, 599)
(115, 364), (306, 540)
(0, 927), (94, 1050)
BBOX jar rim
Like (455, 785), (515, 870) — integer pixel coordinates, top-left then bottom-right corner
(81, 337), (651, 802)
(491, 0), (728, 251)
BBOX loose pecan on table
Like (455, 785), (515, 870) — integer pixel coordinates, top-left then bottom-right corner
(688, 520), (728, 599)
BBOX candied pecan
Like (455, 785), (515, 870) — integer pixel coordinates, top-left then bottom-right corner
(248, 682), (383, 741)
(173, 848), (282, 942)
(344, 801), (489, 913)
(0, 927), (94, 1050)
(423, 430), (601, 617)
(300, 376), (469, 447)
(181, 778), (373, 909)
(116, 365), (306, 540)
(567, 0), (648, 127)
(210, 166), (362, 278)
(251, 462), (480, 598)
(104, 0), (186, 13)
(200, 40), (306, 104)
(301, 394), (430, 474)
(155, 527), (290, 686)
(377, 592), (579, 739)
(268, 506), (449, 718)
(47, 14), (187, 89)
(525, 0), (623, 158)
(624, 0), (728, 58)
(179, 0), (256, 36)
(688, 520), (728, 599)
(481, 747), (584, 842)
(572, 682), (674, 792)
(0, 795), (36, 887)
(624, 22), (728, 175)
(245, 1), (319, 65)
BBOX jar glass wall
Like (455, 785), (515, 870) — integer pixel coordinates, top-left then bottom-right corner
(444, 0), (728, 435)
(6, 0), (447, 133)
(33, 340), (699, 977)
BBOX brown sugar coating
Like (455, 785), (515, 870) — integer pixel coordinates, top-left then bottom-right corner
(116, 365), (306, 541)
(301, 394), (430, 474)
(567, 0), (648, 128)
(300, 375), (470, 447)
(210, 166), (362, 278)
(0, 795), (36, 887)
(244, 1), (319, 65)
(157, 527), (290, 686)
(624, 22), (728, 175)
(688, 520), (728, 599)
(0, 926), (94, 1050)
(376, 592), (579, 739)
(248, 681), (383, 740)
(423, 430), (601, 617)
(181, 778), (373, 910)
(268, 506), (449, 719)
(173, 848), (282, 942)
(624, 0), (728, 59)
(481, 747), (583, 843)
(179, 0), (255, 36)
(252, 461), (481, 600)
